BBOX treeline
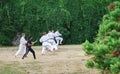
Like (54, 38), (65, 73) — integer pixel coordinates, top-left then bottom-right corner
(0, 0), (115, 46)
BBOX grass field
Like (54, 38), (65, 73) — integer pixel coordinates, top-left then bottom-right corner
(0, 45), (100, 74)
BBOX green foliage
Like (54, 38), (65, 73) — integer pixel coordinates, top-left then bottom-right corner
(82, 40), (93, 54)
(0, 0), (115, 45)
(93, 44), (109, 57)
(0, 32), (11, 46)
(110, 64), (119, 73)
(109, 58), (120, 73)
(110, 8), (120, 18)
(83, 1), (120, 73)
(86, 60), (94, 68)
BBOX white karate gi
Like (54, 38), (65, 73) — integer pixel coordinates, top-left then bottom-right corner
(47, 31), (58, 50)
(54, 31), (63, 45)
(40, 34), (53, 55)
(15, 36), (27, 56)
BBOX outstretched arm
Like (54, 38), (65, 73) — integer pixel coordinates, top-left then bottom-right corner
(32, 40), (37, 45)
(27, 40), (37, 46)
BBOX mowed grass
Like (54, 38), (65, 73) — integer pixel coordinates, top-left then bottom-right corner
(0, 61), (43, 74)
(0, 45), (100, 74)
(0, 61), (24, 74)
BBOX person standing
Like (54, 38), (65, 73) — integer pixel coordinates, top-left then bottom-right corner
(39, 32), (54, 55)
(54, 30), (63, 45)
(22, 36), (37, 59)
(15, 33), (27, 57)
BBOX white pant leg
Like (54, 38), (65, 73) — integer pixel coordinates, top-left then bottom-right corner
(56, 37), (63, 44)
(56, 39), (59, 46)
(53, 45), (58, 50)
(41, 46), (46, 55)
(23, 46), (26, 54)
(48, 40), (58, 50)
(56, 37), (63, 45)
(59, 37), (63, 44)
(15, 44), (23, 56)
(46, 44), (53, 51)
(42, 42), (53, 54)
(52, 41), (58, 50)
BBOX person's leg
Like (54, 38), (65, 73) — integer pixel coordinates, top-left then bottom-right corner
(46, 43), (54, 51)
(49, 40), (58, 50)
(15, 44), (22, 56)
(53, 45), (58, 50)
(29, 48), (36, 59)
(56, 38), (59, 46)
(22, 48), (29, 59)
(52, 40), (58, 50)
(41, 46), (46, 55)
(59, 37), (63, 44)
(23, 46), (26, 54)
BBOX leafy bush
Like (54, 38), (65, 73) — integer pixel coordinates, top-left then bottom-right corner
(83, 1), (120, 73)
(86, 60), (94, 68)
(82, 40), (93, 54)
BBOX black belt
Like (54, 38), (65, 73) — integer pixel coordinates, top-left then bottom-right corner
(55, 36), (61, 38)
(48, 38), (54, 40)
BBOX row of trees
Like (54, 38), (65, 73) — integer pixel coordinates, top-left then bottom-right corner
(0, 0), (115, 45)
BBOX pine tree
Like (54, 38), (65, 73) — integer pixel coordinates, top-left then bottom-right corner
(83, 1), (120, 73)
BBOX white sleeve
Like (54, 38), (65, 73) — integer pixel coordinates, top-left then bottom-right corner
(57, 32), (62, 36)
(39, 37), (42, 43)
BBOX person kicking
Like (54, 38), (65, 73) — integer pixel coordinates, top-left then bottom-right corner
(47, 30), (58, 50)
(39, 32), (54, 55)
(54, 30), (63, 45)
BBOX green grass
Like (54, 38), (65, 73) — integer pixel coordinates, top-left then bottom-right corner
(0, 61), (43, 74)
(0, 65), (25, 74)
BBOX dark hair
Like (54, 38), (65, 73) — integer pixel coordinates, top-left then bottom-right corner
(28, 35), (32, 40)
(42, 32), (46, 36)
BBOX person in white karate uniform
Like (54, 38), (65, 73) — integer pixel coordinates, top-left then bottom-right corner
(47, 30), (58, 50)
(15, 33), (27, 57)
(39, 32), (54, 55)
(54, 30), (63, 45)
